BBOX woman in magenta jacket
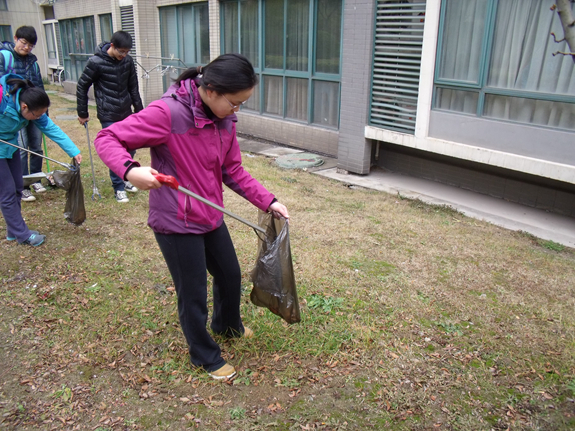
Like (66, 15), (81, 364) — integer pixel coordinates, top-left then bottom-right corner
(94, 54), (289, 380)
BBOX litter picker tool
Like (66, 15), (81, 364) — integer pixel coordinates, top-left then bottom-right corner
(0, 138), (75, 170)
(155, 172), (299, 324)
(83, 122), (101, 200)
(153, 173), (266, 234)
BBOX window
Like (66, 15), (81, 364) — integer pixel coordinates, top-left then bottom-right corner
(0, 25), (11, 42)
(44, 23), (58, 66)
(0, 0), (7, 12)
(159, 2), (210, 90)
(434, 0), (575, 131)
(221, 0), (343, 129)
(59, 16), (96, 82)
(99, 14), (113, 43)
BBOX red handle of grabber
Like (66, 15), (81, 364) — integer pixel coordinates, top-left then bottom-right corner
(153, 173), (180, 190)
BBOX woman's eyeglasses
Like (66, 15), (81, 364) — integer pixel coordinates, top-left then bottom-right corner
(222, 94), (247, 110)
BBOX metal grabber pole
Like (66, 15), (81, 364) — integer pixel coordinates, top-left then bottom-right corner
(0, 137), (74, 170)
(83, 122), (101, 200)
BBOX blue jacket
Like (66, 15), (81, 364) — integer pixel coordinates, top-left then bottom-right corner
(0, 42), (44, 89)
(0, 73), (79, 159)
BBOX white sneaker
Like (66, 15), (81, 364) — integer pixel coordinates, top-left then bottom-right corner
(115, 190), (129, 203)
(21, 190), (36, 202)
(124, 181), (138, 193)
(31, 182), (46, 193)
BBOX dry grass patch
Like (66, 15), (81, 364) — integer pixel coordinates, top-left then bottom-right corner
(0, 86), (574, 430)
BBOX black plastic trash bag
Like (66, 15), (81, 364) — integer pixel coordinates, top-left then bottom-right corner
(250, 211), (300, 324)
(51, 159), (86, 226)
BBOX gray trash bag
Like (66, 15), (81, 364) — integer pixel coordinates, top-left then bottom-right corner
(249, 211), (301, 324)
(51, 159), (86, 226)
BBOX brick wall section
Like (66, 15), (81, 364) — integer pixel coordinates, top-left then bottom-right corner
(208, 0), (220, 60)
(237, 113), (339, 157)
(337, 0), (375, 174)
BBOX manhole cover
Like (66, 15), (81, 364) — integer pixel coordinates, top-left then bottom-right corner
(275, 153), (324, 169)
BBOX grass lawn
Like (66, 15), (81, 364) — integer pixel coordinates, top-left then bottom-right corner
(1, 86), (574, 430)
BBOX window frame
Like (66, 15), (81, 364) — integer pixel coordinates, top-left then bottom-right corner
(159, 2), (210, 90)
(59, 16), (96, 82)
(220, 0), (343, 130)
(99, 13), (113, 43)
(433, 0), (575, 122)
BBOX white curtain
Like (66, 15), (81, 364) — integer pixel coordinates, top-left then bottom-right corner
(241, 0), (259, 66)
(438, 0), (488, 83)
(286, 78), (308, 121)
(437, 0), (575, 129)
(485, 0), (575, 128)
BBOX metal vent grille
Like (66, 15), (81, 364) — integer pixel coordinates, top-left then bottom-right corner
(370, 0), (426, 134)
(120, 6), (136, 53)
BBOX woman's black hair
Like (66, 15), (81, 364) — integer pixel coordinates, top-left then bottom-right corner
(176, 53), (258, 94)
(7, 78), (50, 111)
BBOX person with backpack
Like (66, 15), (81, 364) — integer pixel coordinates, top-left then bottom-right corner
(0, 26), (47, 202)
(94, 54), (289, 379)
(0, 75), (82, 246)
(76, 31), (143, 203)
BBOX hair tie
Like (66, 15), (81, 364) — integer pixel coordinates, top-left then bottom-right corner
(196, 66), (203, 74)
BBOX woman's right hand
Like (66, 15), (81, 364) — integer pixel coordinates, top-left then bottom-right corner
(126, 166), (161, 191)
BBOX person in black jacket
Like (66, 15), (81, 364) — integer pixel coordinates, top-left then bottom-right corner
(77, 31), (143, 203)
(0, 26), (46, 202)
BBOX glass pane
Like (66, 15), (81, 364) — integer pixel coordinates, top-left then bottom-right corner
(487, 0), (575, 95)
(196, 4), (210, 64)
(265, 0), (284, 69)
(160, 7), (178, 90)
(44, 24), (57, 60)
(180, 6), (195, 63)
(99, 14), (113, 43)
(0, 26), (11, 42)
(222, 2), (238, 53)
(286, 77), (308, 121)
(434, 87), (478, 114)
(241, 0), (259, 66)
(313, 80), (339, 127)
(264, 75), (283, 115)
(437, 0), (488, 83)
(244, 81), (260, 111)
(316, 0), (341, 74)
(84, 17), (95, 54)
(484, 94), (575, 130)
(286, 0), (308, 71)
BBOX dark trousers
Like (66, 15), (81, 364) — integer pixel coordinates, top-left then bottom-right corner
(18, 122), (43, 187)
(0, 152), (33, 242)
(154, 223), (245, 372)
(100, 121), (136, 193)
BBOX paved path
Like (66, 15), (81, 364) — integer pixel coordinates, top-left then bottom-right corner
(238, 137), (575, 249)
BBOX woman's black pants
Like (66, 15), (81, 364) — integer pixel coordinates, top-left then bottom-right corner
(154, 222), (245, 372)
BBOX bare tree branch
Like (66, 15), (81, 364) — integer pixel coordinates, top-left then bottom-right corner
(552, 0), (575, 62)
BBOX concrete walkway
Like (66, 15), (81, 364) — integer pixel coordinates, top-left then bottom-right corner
(238, 136), (575, 249)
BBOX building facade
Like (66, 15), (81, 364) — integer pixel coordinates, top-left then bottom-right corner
(1, 0), (574, 216)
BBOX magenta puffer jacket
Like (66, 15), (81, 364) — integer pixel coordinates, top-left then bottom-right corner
(94, 78), (275, 234)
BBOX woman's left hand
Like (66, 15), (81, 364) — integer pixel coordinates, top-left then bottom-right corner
(269, 201), (289, 221)
(74, 154), (82, 164)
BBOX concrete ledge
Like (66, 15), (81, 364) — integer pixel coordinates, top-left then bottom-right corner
(366, 125), (575, 185)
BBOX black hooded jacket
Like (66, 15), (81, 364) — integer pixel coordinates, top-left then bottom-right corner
(76, 42), (143, 123)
